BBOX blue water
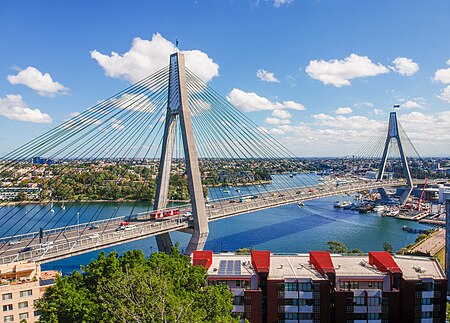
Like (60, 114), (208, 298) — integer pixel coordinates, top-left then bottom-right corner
(0, 175), (432, 275)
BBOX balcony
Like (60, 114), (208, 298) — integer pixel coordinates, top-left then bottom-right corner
(284, 305), (298, 313)
(353, 306), (367, 313)
(284, 291), (298, 298)
(367, 305), (382, 313)
(230, 288), (244, 296)
(298, 291), (313, 299)
(422, 291), (434, 298)
(232, 305), (245, 313)
(299, 305), (313, 313)
(421, 304), (433, 312)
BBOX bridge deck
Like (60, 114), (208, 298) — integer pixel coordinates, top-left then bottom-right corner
(0, 179), (408, 265)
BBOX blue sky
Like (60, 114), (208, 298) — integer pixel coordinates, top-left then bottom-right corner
(1, 0), (449, 156)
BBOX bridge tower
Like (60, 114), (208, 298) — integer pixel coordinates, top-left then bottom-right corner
(154, 52), (209, 254)
(377, 111), (413, 205)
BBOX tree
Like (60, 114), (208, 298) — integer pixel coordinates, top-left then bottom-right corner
(327, 241), (348, 253)
(37, 247), (238, 323)
(383, 242), (393, 253)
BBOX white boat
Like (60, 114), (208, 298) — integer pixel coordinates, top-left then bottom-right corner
(373, 205), (386, 213)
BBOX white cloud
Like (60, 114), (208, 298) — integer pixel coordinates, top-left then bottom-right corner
(402, 98), (425, 109)
(282, 100), (305, 110)
(91, 33), (219, 84)
(226, 88), (305, 112)
(390, 57), (419, 76)
(274, 0), (293, 7)
(438, 86), (450, 103)
(335, 107), (353, 115)
(434, 65), (450, 84)
(305, 53), (389, 87)
(372, 108), (384, 115)
(272, 109), (291, 119)
(7, 67), (68, 97)
(256, 69), (280, 83)
(265, 117), (290, 125)
(0, 94), (52, 123)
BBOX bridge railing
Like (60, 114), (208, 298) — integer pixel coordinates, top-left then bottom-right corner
(0, 217), (190, 265)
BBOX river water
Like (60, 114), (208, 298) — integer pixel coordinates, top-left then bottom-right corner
(0, 175), (432, 275)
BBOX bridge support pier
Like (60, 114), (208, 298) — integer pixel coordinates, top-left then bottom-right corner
(377, 111), (413, 205)
(154, 52), (209, 255)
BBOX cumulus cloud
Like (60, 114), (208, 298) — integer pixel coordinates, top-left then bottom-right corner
(272, 109), (291, 119)
(265, 117), (291, 125)
(402, 98), (425, 109)
(390, 57), (419, 76)
(438, 86), (450, 103)
(335, 107), (353, 115)
(7, 67), (68, 97)
(305, 53), (389, 87)
(0, 94), (52, 123)
(434, 62), (450, 84)
(274, 0), (293, 7)
(226, 88), (305, 113)
(256, 69), (280, 83)
(91, 33), (219, 84)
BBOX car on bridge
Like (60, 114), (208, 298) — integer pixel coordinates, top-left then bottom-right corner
(40, 241), (54, 250)
(18, 246), (33, 253)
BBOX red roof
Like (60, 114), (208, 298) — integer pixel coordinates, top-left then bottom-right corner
(251, 250), (270, 274)
(309, 251), (335, 274)
(369, 252), (402, 274)
(192, 250), (213, 269)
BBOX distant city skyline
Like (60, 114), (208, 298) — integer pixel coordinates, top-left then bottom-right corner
(0, 0), (449, 156)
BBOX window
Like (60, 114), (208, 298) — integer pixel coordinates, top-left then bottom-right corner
(368, 313), (381, 320)
(233, 296), (244, 305)
(421, 311), (433, 318)
(34, 310), (41, 317)
(19, 313), (28, 320)
(2, 304), (13, 312)
(367, 297), (380, 306)
(1, 294), (12, 301)
(285, 298), (298, 306)
(421, 298), (432, 305)
(20, 290), (32, 297)
(285, 282), (297, 291)
(235, 280), (249, 289)
(353, 297), (365, 306)
(368, 281), (383, 289)
(339, 281), (359, 291)
(299, 282), (312, 292)
(18, 302), (28, 309)
(422, 282), (434, 291)
(285, 313), (298, 319)
(3, 316), (13, 323)
(299, 313), (313, 320)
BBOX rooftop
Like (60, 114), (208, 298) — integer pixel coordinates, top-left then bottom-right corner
(198, 252), (446, 281)
(393, 255), (445, 280)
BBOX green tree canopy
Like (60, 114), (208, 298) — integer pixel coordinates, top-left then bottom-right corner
(37, 247), (238, 323)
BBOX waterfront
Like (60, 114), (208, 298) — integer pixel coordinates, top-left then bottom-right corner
(37, 195), (431, 274)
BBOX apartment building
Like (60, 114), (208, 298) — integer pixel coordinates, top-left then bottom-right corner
(0, 261), (58, 322)
(193, 250), (446, 323)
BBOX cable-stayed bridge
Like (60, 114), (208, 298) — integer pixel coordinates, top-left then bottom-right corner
(0, 53), (426, 265)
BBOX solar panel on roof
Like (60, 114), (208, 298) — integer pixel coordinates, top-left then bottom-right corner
(234, 260), (241, 275)
(226, 260), (234, 273)
(218, 260), (227, 275)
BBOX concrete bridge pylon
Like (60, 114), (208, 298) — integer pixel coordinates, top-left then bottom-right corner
(377, 111), (413, 205)
(154, 53), (209, 254)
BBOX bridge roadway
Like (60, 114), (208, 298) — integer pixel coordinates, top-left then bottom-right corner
(0, 179), (410, 265)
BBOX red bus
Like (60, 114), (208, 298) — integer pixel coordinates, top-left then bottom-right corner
(150, 211), (163, 220)
(163, 209), (180, 217)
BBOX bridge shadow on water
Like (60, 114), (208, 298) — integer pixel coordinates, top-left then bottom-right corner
(205, 205), (356, 252)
